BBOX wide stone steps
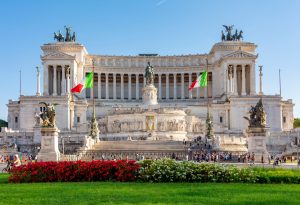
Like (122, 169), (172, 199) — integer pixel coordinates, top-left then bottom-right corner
(91, 140), (186, 151)
(78, 140), (188, 161)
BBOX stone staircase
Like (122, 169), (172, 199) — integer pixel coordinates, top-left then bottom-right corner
(79, 140), (187, 161)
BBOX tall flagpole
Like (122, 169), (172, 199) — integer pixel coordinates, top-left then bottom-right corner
(19, 69), (22, 97)
(205, 58), (213, 139)
(92, 60), (95, 120)
(89, 59), (99, 141)
(279, 69), (281, 97)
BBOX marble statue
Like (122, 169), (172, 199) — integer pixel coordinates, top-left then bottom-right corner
(145, 62), (154, 85)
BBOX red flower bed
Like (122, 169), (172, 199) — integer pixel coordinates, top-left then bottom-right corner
(8, 160), (140, 183)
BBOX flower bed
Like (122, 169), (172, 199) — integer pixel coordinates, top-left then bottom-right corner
(8, 159), (300, 183)
(8, 160), (140, 183)
(139, 159), (257, 183)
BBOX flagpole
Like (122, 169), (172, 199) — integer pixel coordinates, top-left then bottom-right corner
(206, 58), (209, 114)
(19, 69), (22, 97)
(205, 58), (213, 139)
(279, 69), (281, 97)
(92, 60), (95, 120)
(89, 59), (99, 141)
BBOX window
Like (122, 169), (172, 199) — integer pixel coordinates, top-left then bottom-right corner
(220, 116), (223, 123)
(15, 117), (18, 123)
(283, 116), (286, 123)
(77, 117), (80, 123)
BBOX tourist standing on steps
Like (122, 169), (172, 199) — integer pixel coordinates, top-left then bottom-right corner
(251, 152), (255, 165)
(13, 154), (21, 167)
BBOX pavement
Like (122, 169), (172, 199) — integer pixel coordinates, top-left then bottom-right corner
(0, 163), (7, 172)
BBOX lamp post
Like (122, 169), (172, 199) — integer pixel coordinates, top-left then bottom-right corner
(297, 133), (299, 167)
(62, 136), (65, 155)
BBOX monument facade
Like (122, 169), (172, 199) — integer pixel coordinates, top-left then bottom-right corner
(0, 26), (296, 157)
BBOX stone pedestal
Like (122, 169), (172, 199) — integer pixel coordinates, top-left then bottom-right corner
(142, 84), (158, 105)
(247, 127), (269, 163)
(33, 126), (41, 144)
(37, 127), (60, 162)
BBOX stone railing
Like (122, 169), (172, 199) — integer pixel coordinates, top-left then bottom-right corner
(60, 154), (78, 161)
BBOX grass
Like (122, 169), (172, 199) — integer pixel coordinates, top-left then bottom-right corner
(1, 174), (300, 205)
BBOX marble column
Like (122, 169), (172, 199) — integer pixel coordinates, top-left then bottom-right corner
(57, 67), (62, 95)
(66, 71), (70, 94)
(43, 64), (49, 96)
(98, 72), (101, 99)
(197, 72), (200, 99)
(158, 74), (162, 100)
(105, 73), (109, 99)
(121, 74), (124, 100)
(189, 73), (192, 99)
(241, 65), (246, 95)
(62, 65), (66, 95)
(250, 63), (256, 95)
(233, 65), (238, 95)
(166, 74), (169, 99)
(53, 66), (57, 96)
(36, 66), (41, 96)
(113, 73), (116, 100)
(136, 74), (139, 100)
(181, 73), (184, 99)
(173, 74), (177, 99)
(128, 74), (132, 100)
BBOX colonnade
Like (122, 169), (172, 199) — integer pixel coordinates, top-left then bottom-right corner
(44, 65), (70, 96)
(85, 72), (213, 100)
(226, 64), (255, 96)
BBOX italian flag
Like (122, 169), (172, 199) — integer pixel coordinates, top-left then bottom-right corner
(71, 72), (93, 93)
(188, 71), (207, 91)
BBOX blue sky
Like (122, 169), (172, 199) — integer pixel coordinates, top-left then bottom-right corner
(0, 0), (299, 120)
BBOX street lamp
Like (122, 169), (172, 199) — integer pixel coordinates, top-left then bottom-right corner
(297, 132), (299, 167)
(62, 136), (65, 155)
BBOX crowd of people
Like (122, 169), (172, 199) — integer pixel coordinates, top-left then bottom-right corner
(192, 150), (233, 162)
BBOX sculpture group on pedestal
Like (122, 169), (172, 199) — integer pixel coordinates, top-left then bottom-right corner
(39, 102), (57, 127)
(54, 26), (76, 42)
(244, 98), (266, 128)
(221, 25), (243, 41)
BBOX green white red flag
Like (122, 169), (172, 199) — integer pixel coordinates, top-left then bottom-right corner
(188, 71), (207, 91)
(71, 72), (93, 93)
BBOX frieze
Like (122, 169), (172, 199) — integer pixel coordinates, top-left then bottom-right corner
(85, 55), (207, 68)
(41, 43), (86, 53)
(222, 51), (257, 59)
(41, 52), (76, 61)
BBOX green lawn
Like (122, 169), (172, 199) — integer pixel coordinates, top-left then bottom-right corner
(1, 174), (300, 205)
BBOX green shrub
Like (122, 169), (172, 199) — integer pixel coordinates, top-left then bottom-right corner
(139, 159), (257, 183)
(294, 118), (300, 128)
(252, 167), (300, 184)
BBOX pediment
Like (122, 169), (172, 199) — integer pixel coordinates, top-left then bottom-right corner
(222, 51), (257, 59)
(41, 51), (76, 61)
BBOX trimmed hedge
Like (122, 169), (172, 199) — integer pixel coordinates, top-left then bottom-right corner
(252, 167), (300, 184)
(8, 159), (300, 183)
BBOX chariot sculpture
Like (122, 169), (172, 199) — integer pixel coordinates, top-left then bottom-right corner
(221, 25), (243, 41)
(54, 26), (76, 42)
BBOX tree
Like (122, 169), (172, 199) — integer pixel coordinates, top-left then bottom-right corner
(294, 118), (300, 128)
(0, 119), (8, 131)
